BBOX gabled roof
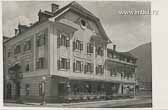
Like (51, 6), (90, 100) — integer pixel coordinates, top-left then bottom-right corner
(51, 1), (98, 19)
(107, 48), (137, 60)
(49, 1), (111, 43)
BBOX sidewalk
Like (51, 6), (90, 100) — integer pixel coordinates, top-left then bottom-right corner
(22, 97), (152, 108)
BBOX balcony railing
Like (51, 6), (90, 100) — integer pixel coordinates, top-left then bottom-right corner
(107, 56), (135, 66)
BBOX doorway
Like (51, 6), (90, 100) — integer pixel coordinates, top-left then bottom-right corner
(7, 83), (12, 99)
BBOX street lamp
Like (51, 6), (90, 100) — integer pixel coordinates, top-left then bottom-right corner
(41, 76), (46, 105)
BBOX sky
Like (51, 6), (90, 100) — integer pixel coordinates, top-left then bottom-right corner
(2, 1), (151, 52)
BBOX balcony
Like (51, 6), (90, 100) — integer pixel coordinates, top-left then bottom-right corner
(107, 56), (136, 66)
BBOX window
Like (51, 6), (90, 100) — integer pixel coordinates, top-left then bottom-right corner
(96, 65), (104, 75)
(81, 19), (86, 27)
(36, 29), (48, 47)
(25, 84), (30, 96)
(119, 56), (125, 61)
(96, 47), (104, 56)
(36, 57), (45, 69)
(73, 40), (83, 51)
(87, 43), (93, 54)
(8, 51), (12, 57)
(132, 59), (136, 64)
(84, 63), (94, 73)
(80, 19), (87, 29)
(76, 61), (82, 71)
(14, 45), (21, 54)
(57, 33), (70, 48)
(127, 58), (130, 63)
(73, 60), (83, 72)
(110, 68), (117, 77)
(57, 58), (70, 70)
(24, 40), (31, 51)
(25, 63), (30, 72)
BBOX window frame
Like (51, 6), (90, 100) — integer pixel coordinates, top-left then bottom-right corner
(57, 33), (70, 48)
(57, 57), (70, 70)
(36, 57), (45, 69)
(24, 40), (32, 51)
(14, 44), (21, 54)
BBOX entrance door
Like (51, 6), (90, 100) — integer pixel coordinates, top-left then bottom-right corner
(7, 83), (12, 99)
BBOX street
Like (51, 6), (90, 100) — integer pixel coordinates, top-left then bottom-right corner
(4, 97), (152, 108)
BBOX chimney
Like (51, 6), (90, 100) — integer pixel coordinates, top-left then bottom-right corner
(51, 3), (59, 13)
(113, 45), (116, 51)
(15, 29), (18, 36)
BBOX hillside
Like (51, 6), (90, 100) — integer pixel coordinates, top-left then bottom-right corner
(129, 42), (152, 85)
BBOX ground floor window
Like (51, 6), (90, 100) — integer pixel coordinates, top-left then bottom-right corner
(7, 83), (12, 99)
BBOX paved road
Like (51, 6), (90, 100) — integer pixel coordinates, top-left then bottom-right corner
(4, 97), (152, 108)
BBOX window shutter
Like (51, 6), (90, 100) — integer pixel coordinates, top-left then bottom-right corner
(63, 36), (66, 46)
(73, 41), (75, 51)
(96, 67), (98, 74)
(61, 35), (63, 46)
(73, 62), (75, 72)
(81, 42), (83, 50)
(66, 36), (70, 47)
(44, 29), (48, 45)
(30, 62), (33, 72)
(43, 33), (46, 46)
(80, 42), (82, 51)
(36, 60), (39, 69)
(67, 59), (70, 69)
(91, 64), (94, 73)
(79, 62), (81, 72)
(81, 63), (83, 72)
(76, 41), (78, 50)
(84, 64), (87, 73)
(57, 37), (60, 48)
(57, 59), (60, 70)
(29, 40), (32, 50)
(91, 45), (93, 53)
(66, 39), (70, 47)
(87, 44), (89, 53)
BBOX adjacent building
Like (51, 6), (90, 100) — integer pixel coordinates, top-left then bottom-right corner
(3, 1), (137, 103)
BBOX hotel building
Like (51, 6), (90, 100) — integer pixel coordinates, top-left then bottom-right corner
(3, 1), (137, 102)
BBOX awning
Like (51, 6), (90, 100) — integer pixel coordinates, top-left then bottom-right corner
(51, 74), (135, 84)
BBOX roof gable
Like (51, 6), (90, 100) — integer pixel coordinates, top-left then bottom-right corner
(49, 1), (111, 43)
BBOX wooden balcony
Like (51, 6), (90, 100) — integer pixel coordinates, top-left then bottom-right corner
(107, 56), (136, 66)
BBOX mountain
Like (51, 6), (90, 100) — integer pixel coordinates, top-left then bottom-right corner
(129, 42), (152, 89)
